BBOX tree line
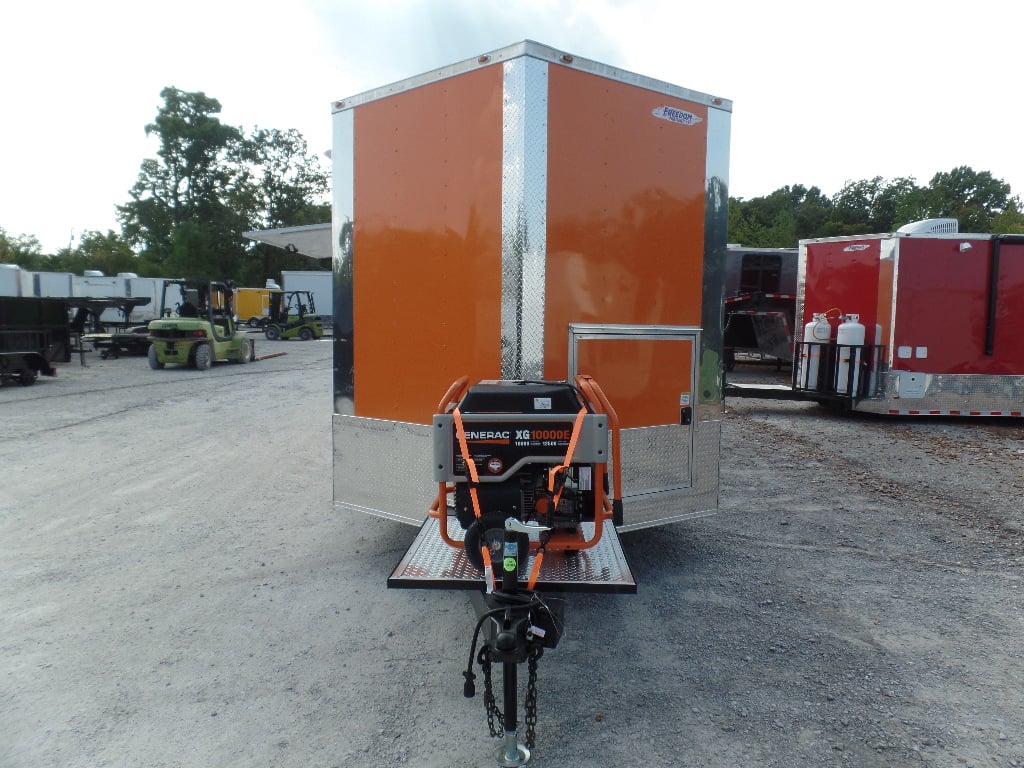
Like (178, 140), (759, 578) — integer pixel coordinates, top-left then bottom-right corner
(0, 87), (330, 286)
(728, 167), (1023, 248)
(2, 87), (1022, 278)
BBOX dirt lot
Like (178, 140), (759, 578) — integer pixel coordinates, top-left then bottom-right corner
(2, 343), (1022, 768)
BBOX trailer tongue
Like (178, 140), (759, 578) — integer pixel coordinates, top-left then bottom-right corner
(389, 377), (634, 765)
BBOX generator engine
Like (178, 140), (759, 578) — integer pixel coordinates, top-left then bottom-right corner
(432, 379), (616, 571)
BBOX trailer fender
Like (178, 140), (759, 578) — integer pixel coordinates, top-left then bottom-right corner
(1, 351), (54, 374)
(0, 351), (55, 383)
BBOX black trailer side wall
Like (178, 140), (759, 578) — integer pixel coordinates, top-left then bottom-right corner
(0, 297), (72, 363)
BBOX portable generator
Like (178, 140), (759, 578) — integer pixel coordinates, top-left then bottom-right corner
(431, 376), (623, 583)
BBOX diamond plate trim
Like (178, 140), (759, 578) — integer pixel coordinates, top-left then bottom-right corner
(500, 56), (548, 380)
(388, 517), (636, 593)
(854, 372), (1024, 416)
(332, 414), (436, 525)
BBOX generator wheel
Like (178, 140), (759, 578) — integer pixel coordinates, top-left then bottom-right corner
(264, 325), (281, 341)
(464, 515), (530, 574)
(148, 345), (164, 369)
(194, 342), (213, 370)
(298, 326), (313, 341)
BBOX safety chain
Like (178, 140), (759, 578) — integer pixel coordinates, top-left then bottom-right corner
(478, 645), (504, 737)
(476, 634), (544, 748)
(524, 643), (543, 748)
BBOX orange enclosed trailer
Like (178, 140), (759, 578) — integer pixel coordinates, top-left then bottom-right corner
(330, 41), (731, 591)
(329, 41), (731, 764)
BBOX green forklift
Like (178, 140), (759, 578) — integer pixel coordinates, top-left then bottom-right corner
(262, 290), (324, 341)
(147, 279), (255, 369)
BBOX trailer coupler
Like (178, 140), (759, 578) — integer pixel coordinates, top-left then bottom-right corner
(462, 520), (563, 766)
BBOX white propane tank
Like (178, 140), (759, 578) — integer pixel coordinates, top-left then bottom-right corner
(799, 313), (832, 390)
(836, 314), (866, 395)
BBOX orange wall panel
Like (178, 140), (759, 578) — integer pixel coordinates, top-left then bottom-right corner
(544, 66), (708, 380)
(352, 69), (504, 424)
(578, 338), (694, 428)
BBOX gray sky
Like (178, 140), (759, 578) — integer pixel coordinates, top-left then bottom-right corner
(2, 0), (1018, 253)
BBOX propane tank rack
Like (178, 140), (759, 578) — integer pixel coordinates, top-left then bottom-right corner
(724, 341), (887, 407)
(791, 341), (887, 404)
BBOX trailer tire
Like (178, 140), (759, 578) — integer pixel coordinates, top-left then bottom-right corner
(148, 345), (164, 369)
(247, 317), (260, 328)
(194, 342), (213, 370)
(17, 369), (36, 386)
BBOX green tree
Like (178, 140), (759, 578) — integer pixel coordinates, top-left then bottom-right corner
(989, 198), (1024, 234)
(824, 175), (928, 235)
(45, 230), (155, 277)
(118, 87), (245, 271)
(235, 128), (329, 229)
(231, 127), (330, 286)
(921, 166), (1016, 232)
(117, 88), (329, 285)
(868, 177), (923, 232)
(728, 185), (831, 247)
(791, 186), (832, 240)
(0, 228), (44, 269)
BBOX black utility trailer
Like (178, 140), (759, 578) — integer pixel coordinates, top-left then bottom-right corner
(0, 296), (72, 385)
(69, 297), (153, 358)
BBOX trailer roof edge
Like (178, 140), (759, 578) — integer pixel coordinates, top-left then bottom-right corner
(331, 39), (732, 114)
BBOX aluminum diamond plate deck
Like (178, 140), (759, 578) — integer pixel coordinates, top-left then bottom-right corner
(388, 517), (636, 594)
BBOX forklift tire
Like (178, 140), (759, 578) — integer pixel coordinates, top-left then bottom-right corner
(298, 327), (313, 341)
(264, 325), (281, 341)
(238, 338), (253, 363)
(194, 342), (213, 370)
(148, 345), (164, 370)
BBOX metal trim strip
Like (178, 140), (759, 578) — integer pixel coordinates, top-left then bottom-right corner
(332, 41), (732, 114)
(500, 56), (547, 380)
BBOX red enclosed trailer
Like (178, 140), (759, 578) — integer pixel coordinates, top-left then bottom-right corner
(725, 219), (1024, 416)
(792, 219), (1024, 416)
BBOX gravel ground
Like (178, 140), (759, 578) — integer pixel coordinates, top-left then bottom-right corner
(1, 343), (1022, 768)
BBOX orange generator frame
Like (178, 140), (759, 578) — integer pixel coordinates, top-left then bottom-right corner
(330, 41), (732, 588)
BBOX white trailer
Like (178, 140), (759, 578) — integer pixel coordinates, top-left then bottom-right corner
(35, 271), (75, 298)
(281, 270), (332, 321)
(72, 273), (130, 324)
(125, 277), (166, 323)
(0, 265), (23, 297)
